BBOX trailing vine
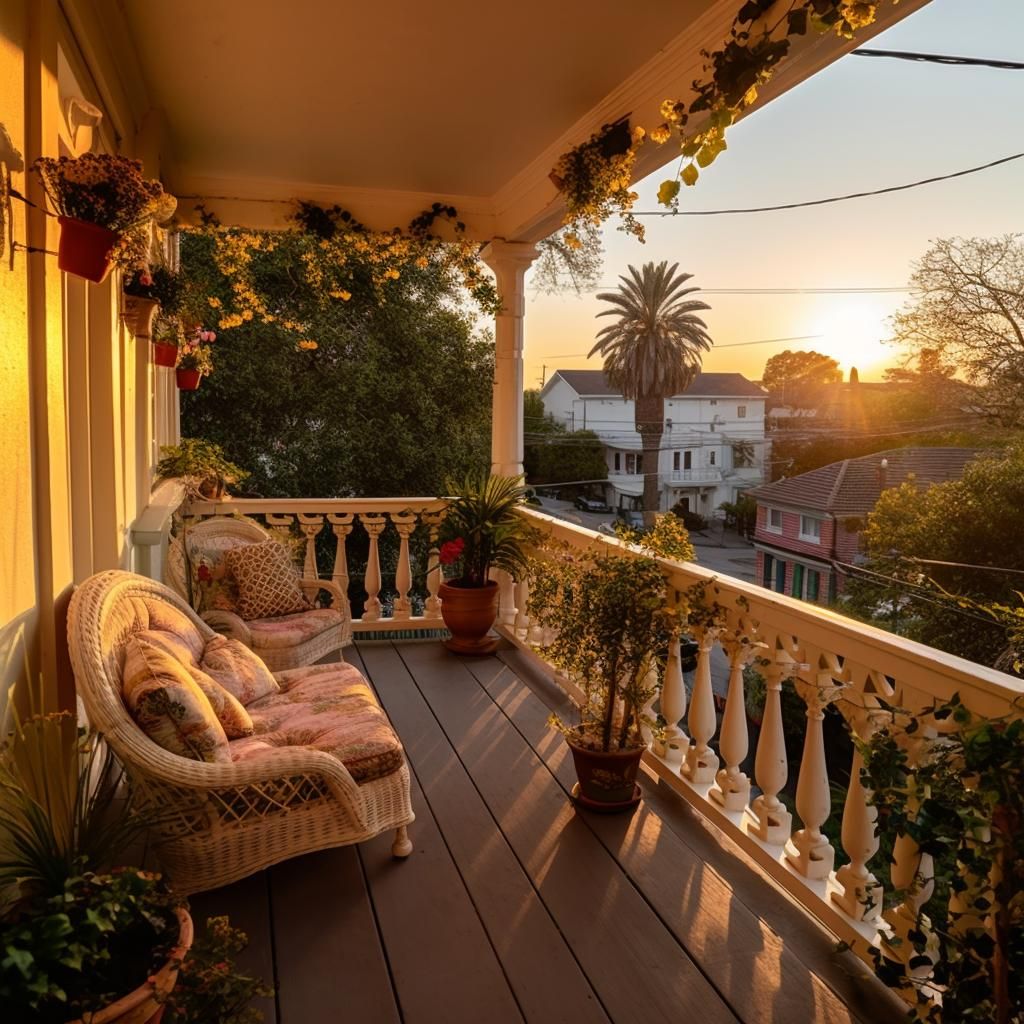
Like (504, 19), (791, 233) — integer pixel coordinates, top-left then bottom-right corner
(550, 1), (890, 234)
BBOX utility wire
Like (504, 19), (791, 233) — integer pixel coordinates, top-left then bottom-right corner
(629, 152), (1024, 217)
(851, 48), (1024, 70)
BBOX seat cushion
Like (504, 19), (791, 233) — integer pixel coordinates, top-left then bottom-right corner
(136, 629), (253, 738)
(247, 608), (344, 651)
(201, 634), (280, 705)
(122, 635), (231, 763)
(187, 534), (248, 614)
(229, 662), (404, 784)
(128, 596), (206, 661)
(225, 540), (311, 620)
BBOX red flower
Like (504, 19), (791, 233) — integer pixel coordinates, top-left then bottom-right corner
(439, 538), (465, 565)
(197, 562), (212, 582)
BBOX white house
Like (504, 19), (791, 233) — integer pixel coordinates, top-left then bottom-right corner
(540, 369), (768, 515)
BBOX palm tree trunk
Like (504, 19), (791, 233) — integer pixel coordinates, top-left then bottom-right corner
(636, 394), (663, 528)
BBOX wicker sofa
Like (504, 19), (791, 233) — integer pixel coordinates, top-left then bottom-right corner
(67, 570), (413, 895)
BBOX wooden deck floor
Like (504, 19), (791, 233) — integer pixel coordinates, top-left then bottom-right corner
(192, 639), (905, 1024)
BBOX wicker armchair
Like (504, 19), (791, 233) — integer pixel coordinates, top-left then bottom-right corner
(165, 516), (351, 670)
(67, 570), (414, 895)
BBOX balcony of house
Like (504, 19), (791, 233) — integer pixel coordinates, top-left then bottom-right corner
(163, 496), (1024, 1023)
(666, 467), (723, 484)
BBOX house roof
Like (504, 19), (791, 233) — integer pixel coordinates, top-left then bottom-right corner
(549, 369), (767, 399)
(748, 447), (986, 516)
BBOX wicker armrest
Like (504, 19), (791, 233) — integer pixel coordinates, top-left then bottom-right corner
(201, 609), (253, 647)
(298, 577), (346, 611)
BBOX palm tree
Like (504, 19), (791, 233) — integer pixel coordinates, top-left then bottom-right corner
(590, 261), (712, 526)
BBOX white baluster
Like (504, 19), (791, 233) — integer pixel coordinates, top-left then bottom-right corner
(747, 650), (799, 844)
(327, 514), (354, 620)
(683, 629), (719, 784)
(361, 514), (386, 622)
(831, 705), (884, 921)
(710, 638), (759, 811)
(639, 658), (661, 750)
(883, 834), (937, 971)
(514, 576), (530, 638)
(297, 513), (324, 581)
(390, 512), (417, 621)
(656, 631), (689, 767)
(785, 669), (844, 879)
(421, 510), (444, 620)
(495, 570), (516, 628)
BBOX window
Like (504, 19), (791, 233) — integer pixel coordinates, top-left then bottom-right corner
(807, 569), (820, 602)
(792, 563), (804, 599)
(799, 515), (822, 543)
(710, 423), (716, 432)
(775, 558), (786, 592)
(672, 452), (680, 471)
(766, 508), (783, 533)
(709, 451), (716, 466)
(614, 453), (621, 471)
(732, 442), (754, 468)
(762, 554), (774, 588)
(737, 405), (747, 418)
(625, 453), (638, 474)
(709, 399), (718, 406)
(684, 450), (692, 470)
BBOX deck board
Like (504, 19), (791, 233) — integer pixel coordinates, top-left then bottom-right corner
(192, 639), (905, 1024)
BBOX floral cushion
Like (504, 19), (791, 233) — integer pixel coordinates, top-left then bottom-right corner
(229, 662), (404, 783)
(201, 634), (280, 705)
(135, 630), (253, 739)
(128, 597), (206, 661)
(122, 635), (231, 763)
(187, 535), (247, 614)
(247, 608), (345, 651)
(225, 540), (311, 620)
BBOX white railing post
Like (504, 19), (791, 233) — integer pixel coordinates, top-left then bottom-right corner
(683, 628), (720, 784)
(390, 512), (417, 621)
(361, 513), (386, 622)
(327, 513), (354, 622)
(421, 510), (444, 620)
(514, 576), (530, 638)
(785, 664), (844, 879)
(656, 630), (689, 767)
(710, 633), (760, 811)
(297, 513), (324, 581)
(747, 646), (801, 844)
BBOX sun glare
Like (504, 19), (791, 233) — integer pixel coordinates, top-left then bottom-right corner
(814, 301), (903, 378)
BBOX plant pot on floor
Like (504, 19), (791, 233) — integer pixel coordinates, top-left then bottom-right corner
(153, 341), (178, 367)
(57, 216), (119, 284)
(567, 740), (644, 812)
(439, 579), (499, 655)
(122, 296), (160, 340)
(68, 906), (194, 1024)
(176, 369), (202, 391)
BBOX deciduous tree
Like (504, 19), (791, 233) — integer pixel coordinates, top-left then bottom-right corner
(761, 349), (842, 409)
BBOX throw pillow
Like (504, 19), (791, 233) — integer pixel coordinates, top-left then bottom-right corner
(135, 629), (253, 739)
(201, 634), (280, 705)
(122, 636), (231, 763)
(185, 535), (247, 614)
(225, 540), (311, 620)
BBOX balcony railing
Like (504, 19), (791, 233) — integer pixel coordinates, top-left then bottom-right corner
(506, 507), (1024, 991)
(666, 468), (722, 483)
(180, 497), (1023, 1000)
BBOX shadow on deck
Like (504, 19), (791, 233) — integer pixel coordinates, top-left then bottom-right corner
(192, 639), (905, 1024)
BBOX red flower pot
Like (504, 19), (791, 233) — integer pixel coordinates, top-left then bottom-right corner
(57, 216), (119, 284)
(176, 369), (202, 391)
(122, 295), (160, 340)
(153, 342), (178, 367)
(567, 740), (644, 812)
(439, 579), (499, 654)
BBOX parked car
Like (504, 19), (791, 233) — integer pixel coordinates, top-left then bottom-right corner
(574, 496), (611, 513)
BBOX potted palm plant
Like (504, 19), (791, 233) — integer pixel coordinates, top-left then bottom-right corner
(32, 154), (175, 284)
(528, 539), (683, 810)
(437, 472), (532, 654)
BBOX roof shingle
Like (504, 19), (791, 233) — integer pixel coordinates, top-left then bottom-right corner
(552, 368), (766, 399)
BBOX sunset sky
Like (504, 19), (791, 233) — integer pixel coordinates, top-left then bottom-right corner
(521, 0), (1024, 388)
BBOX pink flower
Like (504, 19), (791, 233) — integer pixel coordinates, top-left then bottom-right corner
(439, 538), (465, 565)
(139, 272), (153, 287)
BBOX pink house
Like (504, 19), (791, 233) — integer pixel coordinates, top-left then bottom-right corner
(747, 448), (984, 605)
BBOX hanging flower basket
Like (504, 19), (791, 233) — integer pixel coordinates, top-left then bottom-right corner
(122, 295), (160, 340)
(153, 341), (178, 367)
(56, 216), (119, 284)
(176, 369), (202, 391)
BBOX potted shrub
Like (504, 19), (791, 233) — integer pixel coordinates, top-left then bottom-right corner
(156, 437), (248, 500)
(528, 539), (683, 811)
(152, 314), (181, 367)
(32, 154), (175, 284)
(123, 266), (182, 341)
(437, 472), (532, 654)
(175, 328), (216, 390)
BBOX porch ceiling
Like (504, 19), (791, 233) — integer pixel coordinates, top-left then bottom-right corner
(75, 0), (928, 238)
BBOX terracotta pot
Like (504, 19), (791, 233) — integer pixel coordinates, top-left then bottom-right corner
(67, 907), (193, 1024)
(123, 295), (160, 340)
(198, 474), (226, 499)
(567, 740), (644, 812)
(57, 216), (119, 284)
(176, 369), (201, 391)
(153, 341), (178, 367)
(439, 579), (499, 654)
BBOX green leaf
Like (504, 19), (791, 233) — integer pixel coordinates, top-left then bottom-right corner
(657, 180), (680, 206)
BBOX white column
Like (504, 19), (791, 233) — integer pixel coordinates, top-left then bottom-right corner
(481, 240), (537, 478)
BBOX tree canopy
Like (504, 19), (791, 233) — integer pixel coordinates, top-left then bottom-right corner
(178, 224), (493, 498)
(761, 349), (842, 407)
(889, 234), (1024, 426)
(523, 390), (607, 489)
(844, 445), (1024, 668)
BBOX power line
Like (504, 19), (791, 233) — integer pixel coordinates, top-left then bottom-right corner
(628, 152), (1024, 217)
(851, 48), (1024, 70)
(585, 286), (913, 295)
(540, 333), (824, 359)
